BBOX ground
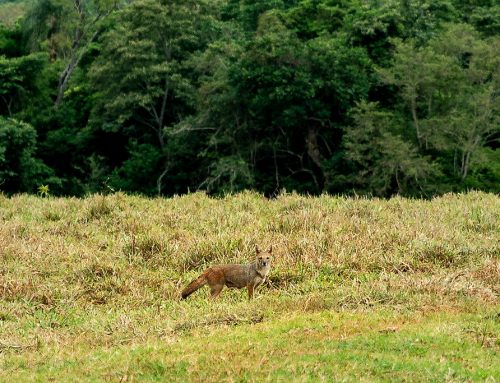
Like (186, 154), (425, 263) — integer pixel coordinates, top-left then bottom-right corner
(0, 191), (498, 382)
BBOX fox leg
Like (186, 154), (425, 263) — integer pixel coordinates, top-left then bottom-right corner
(247, 284), (254, 300)
(210, 284), (224, 299)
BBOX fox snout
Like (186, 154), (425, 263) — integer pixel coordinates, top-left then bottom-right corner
(256, 245), (272, 268)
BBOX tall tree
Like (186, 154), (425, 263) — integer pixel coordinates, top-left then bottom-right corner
(22, 0), (119, 107)
(344, 101), (439, 196)
(90, 0), (219, 194)
(0, 53), (46, 116)
(189, 10), (372, 194)
(378, 24), (499, 184)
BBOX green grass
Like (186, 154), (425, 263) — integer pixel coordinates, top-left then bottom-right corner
(3, 311), (499, 382)
(0, 191), (498, 381)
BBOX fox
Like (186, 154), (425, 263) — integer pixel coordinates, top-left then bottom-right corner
(181, 245), (272, 300)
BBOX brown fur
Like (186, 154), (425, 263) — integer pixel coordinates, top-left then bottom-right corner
(181, 246), (272, 300)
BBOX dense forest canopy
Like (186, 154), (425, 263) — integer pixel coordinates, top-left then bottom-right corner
(0, 0), (498, 197)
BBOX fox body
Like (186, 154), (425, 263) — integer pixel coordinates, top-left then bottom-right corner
(181, 246), (272, 300)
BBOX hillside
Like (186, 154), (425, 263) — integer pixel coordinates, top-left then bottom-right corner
(0, 0), (25, 25)
(0, 192), (498, 381)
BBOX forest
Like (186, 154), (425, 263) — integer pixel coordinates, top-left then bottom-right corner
(0, 0), (499, 197)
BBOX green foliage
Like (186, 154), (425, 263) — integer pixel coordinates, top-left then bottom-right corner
(453, 0), (500, 35)
(192, 10), (373, 194)
(344, 101), (439, 196)
(109, 142), (163, 195)
(0, 23), (21, 55)
(0, 0), (498, 196)
(0, 116), (56, 193)
(37, 183), (50, 196)
(88, 0), (219, 194)
(223, 0), (286, 32)
(200, 155), (254, 193)
(378, 24), (499, 189)
(0, 52), (46, 115)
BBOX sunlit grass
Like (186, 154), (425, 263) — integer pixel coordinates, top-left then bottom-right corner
(0, 191), (498, 381)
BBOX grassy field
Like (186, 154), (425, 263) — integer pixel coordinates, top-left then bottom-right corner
(0, 191), (498, 382)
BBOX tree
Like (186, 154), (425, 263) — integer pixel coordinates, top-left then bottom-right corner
(223, 0), (286, 32)
(344, 101), (439, 196)
(452, 0), (500, 36)
(89, 0), (219, 194)
(0, 0), (497, 196)
(191, 10), (372, 194)
(378, 24), (499, 184)
(0, 53), (46, 116)
(377, 40), (455, 149)
(0, 117), (57, 193)
(22, 0), (119, 107)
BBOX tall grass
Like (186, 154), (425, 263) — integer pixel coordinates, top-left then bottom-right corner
(0, 191), (498, 381)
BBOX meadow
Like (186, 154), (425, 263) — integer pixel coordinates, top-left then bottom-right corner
(0, 191), (498, 382)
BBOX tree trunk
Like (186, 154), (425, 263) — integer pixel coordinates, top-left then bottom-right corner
(55, 58), (78, 107)
(306, 126), (328, 192)
(1, 96), (13, 116)
(273, 144), (279, 194)
(156, 78), (169, 150)
(461, 135), (480, 181)
(157, 167), (169, 195)
(54, 29), (100, 108)
(54, 0), (85, 108)
(55, 0), (113, 108)
(410, 96), (422, 148)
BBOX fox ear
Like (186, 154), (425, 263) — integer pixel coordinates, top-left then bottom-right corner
(255, 245), (261, 254)
(267, 245), (273, 254)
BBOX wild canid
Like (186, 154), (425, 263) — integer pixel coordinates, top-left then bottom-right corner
(181, 245), (272, 300)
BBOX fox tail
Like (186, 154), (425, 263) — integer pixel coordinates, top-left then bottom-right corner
(181, 273), (208, 299)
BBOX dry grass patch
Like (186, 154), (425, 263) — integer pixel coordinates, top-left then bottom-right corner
(0, 191), (498, 381)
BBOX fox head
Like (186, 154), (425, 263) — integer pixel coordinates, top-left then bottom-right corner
(255, 245), (272, 268)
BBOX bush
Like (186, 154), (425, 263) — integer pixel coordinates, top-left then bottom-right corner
(0, 116), (57, 193)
